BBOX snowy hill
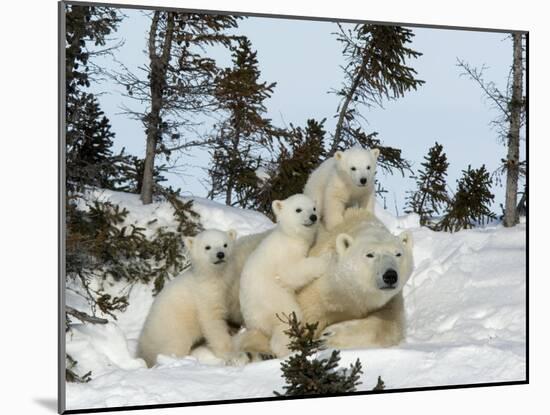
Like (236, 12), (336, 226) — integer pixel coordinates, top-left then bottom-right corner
(65, 190), (526, 411)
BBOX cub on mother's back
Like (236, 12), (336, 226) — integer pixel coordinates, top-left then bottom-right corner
(304, 146), (380, 230)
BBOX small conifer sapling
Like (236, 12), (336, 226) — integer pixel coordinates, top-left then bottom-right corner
(438, 165), (496, 232)
(274, 312), (363, 396)
(406, 142), (450, 227)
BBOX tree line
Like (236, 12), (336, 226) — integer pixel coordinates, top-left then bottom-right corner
(66, 5), (526, 226)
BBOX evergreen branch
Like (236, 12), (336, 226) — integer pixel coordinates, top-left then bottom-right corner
(274, 312), (367, 396)
(66, 306), (108, 325)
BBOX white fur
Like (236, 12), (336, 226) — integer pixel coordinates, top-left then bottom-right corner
(301, 211), (414, 348)
(137, 229), (246, 367)
(304, 147), (380, 230)
(239, 194), (327, 357)
(236, 209), (414, 355)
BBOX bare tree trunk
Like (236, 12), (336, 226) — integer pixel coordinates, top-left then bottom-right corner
(141, 12), (175, 204)
(225, 179), (233, 206)
(503, 33), (524, 227)
(331, 72), (362, 156)
(142, 124), (157, 204)
(224, 124), (241, 206)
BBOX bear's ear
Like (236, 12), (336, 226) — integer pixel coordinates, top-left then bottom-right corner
(371, 148), (380, 159)
(334, 151), (344, 161)
(184, 236), (194, 249)
(227, 229), (237, 240)
(336, 233), (354, 256)
(272, 200), (284, 215)
(398, 231), (413, 250)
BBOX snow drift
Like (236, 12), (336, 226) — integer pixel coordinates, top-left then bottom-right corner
(65, 190), (526, 411)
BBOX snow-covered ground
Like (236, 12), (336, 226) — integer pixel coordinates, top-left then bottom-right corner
(65, 190), (526, 411)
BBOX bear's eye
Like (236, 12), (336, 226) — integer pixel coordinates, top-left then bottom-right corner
(313, 207), (316, 211)
(367, 166), (371, 170)
(396, 252), (402, 257)
(205, 246), (211, 250)
(366, 253), (374, 258)
(296, 208), (302, 213)
(351, 167), (357, 171)
(223, 243), (228, 248)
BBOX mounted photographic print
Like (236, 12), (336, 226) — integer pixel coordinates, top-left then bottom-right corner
(59, 1), (528, 413)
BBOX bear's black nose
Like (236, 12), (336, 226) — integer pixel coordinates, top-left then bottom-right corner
(360, 177), (367, 185)
(382, 269), (398, 285)
(310, 214), (317, 223)
(217, 251), (225, 259)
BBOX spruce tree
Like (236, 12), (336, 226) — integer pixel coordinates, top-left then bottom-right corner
(438, 165), (496, 232)
(65, 4), (121, 95)
(457, 34), (526, 228)
(252, 119), (327, 218)
(66, 92), (127, 191)
(331, 23), (424, 160)
(66, 193), (202, 326)
(274, 313), (363, 396)
(117, 12), (241, 204)
(65, 4), (129, 192)
(346, 127), (412, 177)
(209, 38), (285, 208)
(115, 156), (168, 195)
(406, 142), (450, 227)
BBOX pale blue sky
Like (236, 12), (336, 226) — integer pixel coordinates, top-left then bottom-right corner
(90, 8), (525, 213)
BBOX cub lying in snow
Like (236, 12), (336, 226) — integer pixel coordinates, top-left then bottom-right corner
(137, 229), (247, 367)
(239, 194), (328, 358)
(304, 146), (380, 230)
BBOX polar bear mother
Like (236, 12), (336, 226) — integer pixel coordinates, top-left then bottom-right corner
(239, 208), (414, 353)
(301, 209), (414, 348)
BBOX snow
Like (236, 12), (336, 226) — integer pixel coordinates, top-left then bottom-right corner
(375, 202), (421, 232)
(65, 190), (526, 411)
(255, 167), (271, 182)
(77, 189), (274, 238)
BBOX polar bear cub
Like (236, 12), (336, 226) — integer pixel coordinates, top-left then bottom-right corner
(239, 194), (328, 358)
(304, 146), (380, 230)
(137, 229), (244, 367)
